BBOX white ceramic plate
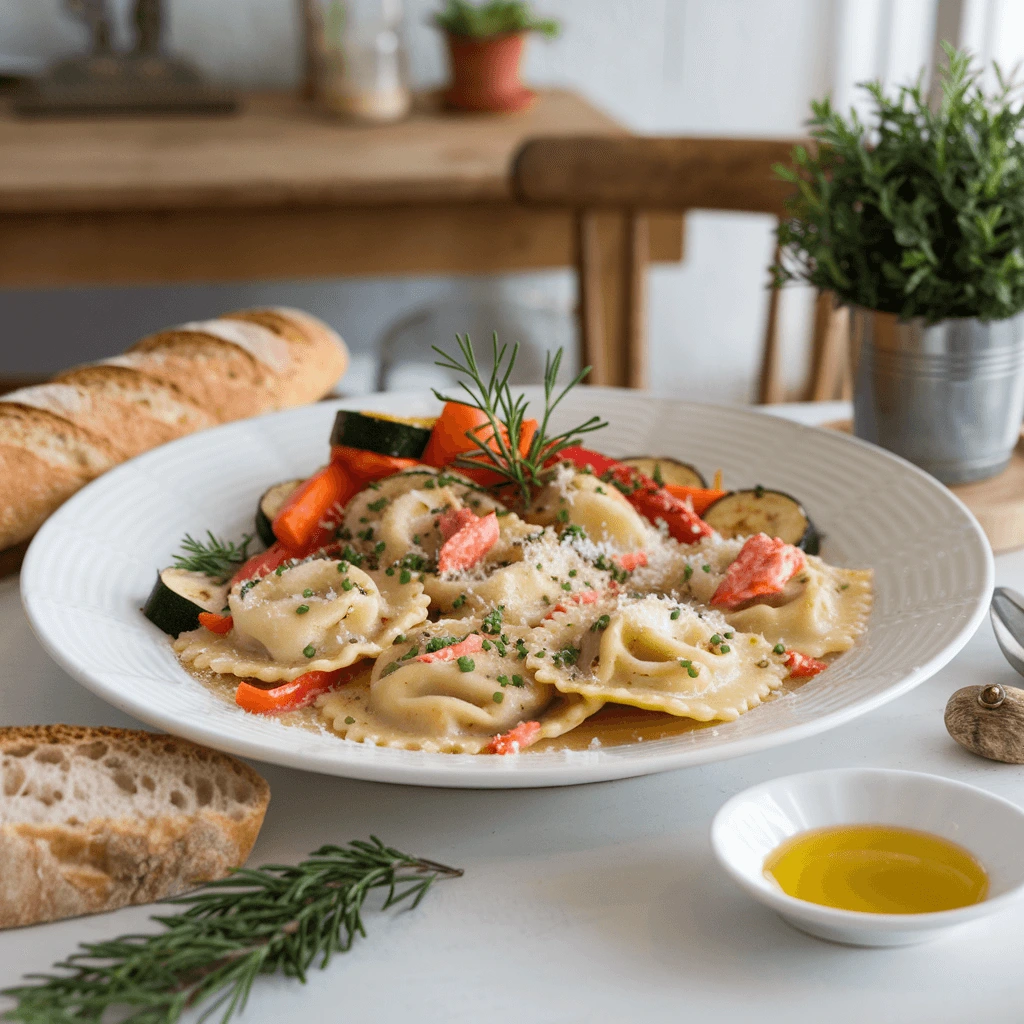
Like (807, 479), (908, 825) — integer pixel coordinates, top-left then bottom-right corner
(21, 388), (993, 788)
(711, 769), (1024, 946)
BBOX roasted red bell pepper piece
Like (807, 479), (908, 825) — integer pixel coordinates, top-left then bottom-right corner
(553, 448), (713, 544)
(785, 650), (828, 678)
(331, 445), (420, 481)
(197, 611), (233, 634)
(230, 541), (294, 586)
(413, 634), (484, 664)
(710, 533), (806, 609)
(234, 663), (363, 715)
(486, 720), (542, 755)
(437, 511), (500, 572)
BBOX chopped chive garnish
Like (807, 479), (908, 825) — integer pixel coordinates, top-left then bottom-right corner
(724, 631), (734, 639)
(302, 588), (314, 598)
(341, 578), (354, 591)
(512, 674), (524, 687)
(670, 608), (681, 620)
(773, 643), (786, 655)
(687, 666), (699, 678)
(492, 691), (503, 703)
(303, 644), (316, 658)
(702, 564), (711, 573)
(719, 644), (731, 653)
(679, 659), (691, 667)
(399, 569), (412, 584)
(498, 674), (509, 687)
(345, 716), (355, 724)
(683, 565), (694, 581)
(457, 656), (475, 672)
(296, 604), (310, 615)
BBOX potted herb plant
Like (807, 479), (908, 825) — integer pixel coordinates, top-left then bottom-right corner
(773, 45), (1024, 484)
(434, 0), (559, 113)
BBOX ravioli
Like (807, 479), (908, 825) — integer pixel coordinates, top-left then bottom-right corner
(318, 619), (602, 752)
(724, 557), (873, 657)
(342, 467), (505, 563)
(422, 522), (617, 626)
(174, 557), (429, 682)
(527, 465), (652, 550)
(530, 594), (787, 721)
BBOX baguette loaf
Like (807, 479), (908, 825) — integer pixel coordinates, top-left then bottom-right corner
(0, 725), (270, 929)
(0, 306), (348, 553)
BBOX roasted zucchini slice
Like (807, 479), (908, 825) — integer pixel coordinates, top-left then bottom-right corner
(702, 487), (820, 554)
(619, 456), (706, 488)
(255, 478), (305, 546)
(330, 410), (435, 459)
(143, 568), (230, 637)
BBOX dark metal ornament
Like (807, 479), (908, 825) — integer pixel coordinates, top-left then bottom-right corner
(14, 0), (237, 117)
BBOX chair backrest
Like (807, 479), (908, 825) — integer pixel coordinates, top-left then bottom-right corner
(512, 136), (845, 401)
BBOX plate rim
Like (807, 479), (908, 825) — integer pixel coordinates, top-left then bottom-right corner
(21, 391), (994, 788)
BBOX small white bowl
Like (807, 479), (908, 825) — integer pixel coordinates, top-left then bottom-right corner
(710, 768), (1024, 946)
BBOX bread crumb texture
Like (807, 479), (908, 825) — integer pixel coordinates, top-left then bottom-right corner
(0, 725), (269, 929)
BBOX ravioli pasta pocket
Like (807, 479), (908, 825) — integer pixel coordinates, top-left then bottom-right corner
(146, 390), (873, 756)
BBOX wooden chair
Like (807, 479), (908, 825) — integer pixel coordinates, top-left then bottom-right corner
(512, 136), (848, 402)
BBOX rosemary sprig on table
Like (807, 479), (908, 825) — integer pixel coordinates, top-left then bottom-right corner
(172, 530), (254, 583)
(432, 333), (607, 506)
(2, 838), (462, 1024)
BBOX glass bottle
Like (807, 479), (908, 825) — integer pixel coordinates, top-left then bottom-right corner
(317, 0), (411, 123)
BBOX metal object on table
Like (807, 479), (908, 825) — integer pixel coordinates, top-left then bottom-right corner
(991, 586), (1024, 679)
(850, 307), (1024, 485)
(14, 0), (236, 117)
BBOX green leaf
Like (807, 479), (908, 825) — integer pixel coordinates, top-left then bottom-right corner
(771, 46), (1024, 321)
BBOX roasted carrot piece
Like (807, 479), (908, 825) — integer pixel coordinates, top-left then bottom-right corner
(330, 445), (419, 481)
(437, 507), (477, 541)
(198, 611), (233, 634)
(234, 663), (363, 715)
(664, 485), (728, 516)
(413, 633), (484, 664)
(486, 720), (542, 755)
(273, 462), (354, 553)
(785, 651), (829, 678)
(437, 511), (500, 572)
(421, 402), (499, 468)
(710, 533), (806, 609)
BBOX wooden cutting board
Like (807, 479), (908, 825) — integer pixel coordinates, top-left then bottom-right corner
(825, 420), (1024, 553)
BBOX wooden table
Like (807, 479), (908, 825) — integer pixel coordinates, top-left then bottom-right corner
(0, 90), (683, 385)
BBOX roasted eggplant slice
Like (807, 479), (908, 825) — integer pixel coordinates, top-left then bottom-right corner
(143, 569), (230, 637)
(255, 478), (305, 546)
(702, 487), (820, 554)
(619, 456), (706, 488)
(330, 410), (435, 459)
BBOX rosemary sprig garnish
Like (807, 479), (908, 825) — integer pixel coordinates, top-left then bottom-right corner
(172, 531), (254, 584)
(432, 333), (607, 505)
(2, 838), (462, 1024)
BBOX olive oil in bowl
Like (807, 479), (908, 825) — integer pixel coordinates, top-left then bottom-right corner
(764, 825), (988, 914)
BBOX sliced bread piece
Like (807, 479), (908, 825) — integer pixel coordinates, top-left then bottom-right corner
(0, 725), (270, 929)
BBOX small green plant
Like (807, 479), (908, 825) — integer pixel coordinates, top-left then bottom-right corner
(773, 44), (1024, 322)
(434, 0), (559, 38)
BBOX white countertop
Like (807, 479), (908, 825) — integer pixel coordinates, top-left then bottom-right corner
(2, 402), (1022, 1024)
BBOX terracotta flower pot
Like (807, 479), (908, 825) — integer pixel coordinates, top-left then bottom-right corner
(443, 31), (535, 113)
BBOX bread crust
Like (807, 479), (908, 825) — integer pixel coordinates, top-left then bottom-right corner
(0, 725), (270, 929)
(0, 307), (348, 553)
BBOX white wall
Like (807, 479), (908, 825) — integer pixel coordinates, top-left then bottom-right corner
(0, 0), (940, 401)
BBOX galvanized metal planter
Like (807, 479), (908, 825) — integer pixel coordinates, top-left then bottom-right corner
(850, 307), (1024, 485)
